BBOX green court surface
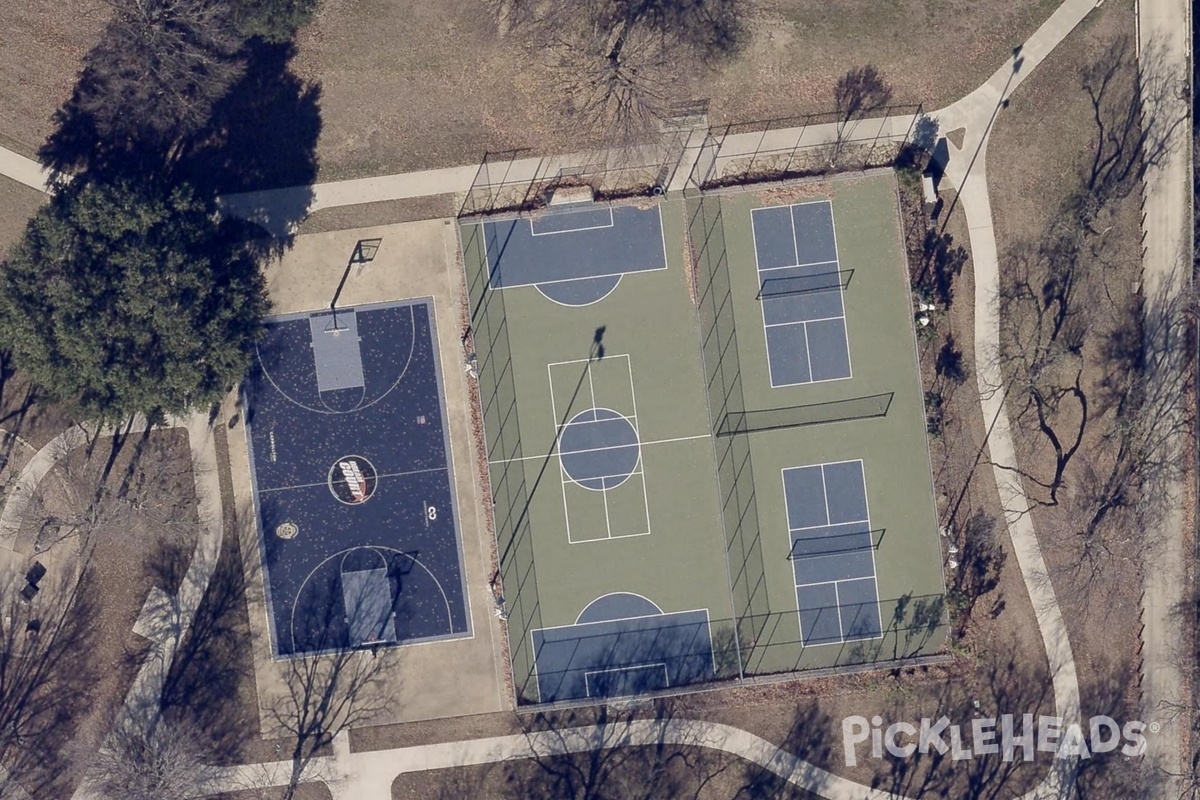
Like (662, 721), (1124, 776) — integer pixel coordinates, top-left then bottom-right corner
(461, 173), (946, 704)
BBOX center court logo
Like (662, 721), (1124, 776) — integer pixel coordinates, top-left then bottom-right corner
(841, 714), (1148, 766)
(328, 455), (377, 504)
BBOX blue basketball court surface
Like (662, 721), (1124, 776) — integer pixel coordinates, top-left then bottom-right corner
(784, 460), (882, 646)
(752, 201), (853, 387)
(482, 203), (668, 306)
(244, 299), (471, 657)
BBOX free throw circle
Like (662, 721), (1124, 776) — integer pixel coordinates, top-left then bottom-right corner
(558, 408), (640, 491)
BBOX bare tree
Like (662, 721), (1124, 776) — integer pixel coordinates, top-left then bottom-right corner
(89, 717), (216, 800)
(24, 426), (197, 556)
(43, 0), (244, 172)
(499, 0), (744, 146)
(832, 65), (893, 163)
(996, 231), (1090, 510)
(1081, 35), (1189, 208)
(508, 702), (735, 800)
(263, 626), (386, 798)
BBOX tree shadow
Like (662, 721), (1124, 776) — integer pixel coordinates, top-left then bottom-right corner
(154, 530), (257, 765)
(176, 39), (321, 242)
(39, 32), (320, 247)
(733, 702), (836, 799)
(0, 565), (102, 799)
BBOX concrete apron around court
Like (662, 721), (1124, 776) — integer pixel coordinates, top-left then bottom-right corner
(225, 218), (510, 730)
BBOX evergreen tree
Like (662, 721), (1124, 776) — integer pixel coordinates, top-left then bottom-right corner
(0, 178), (268, 423)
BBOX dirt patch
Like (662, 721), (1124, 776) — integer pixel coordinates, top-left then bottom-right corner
(0, 0), (1068, 183)
(295, 194), (458, 234)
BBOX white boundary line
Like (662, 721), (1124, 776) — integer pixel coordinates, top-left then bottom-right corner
(751, 200), (854, 389)
(780, 459), (884, 648)
(547, 361), (574, 545)
(763, 315), (844, 328)
(574, 591), (664, 624)
(626, 354), (654, 540)
(253, 303), (419, 416)
(584, 663), (670, 697)
(547, 356), (652, 543)
(561, 463), (645, 492)
(288, 544), (468, 654)
(529, 206), (614, 236)
(757, 259), (841, 274)
(488, 433), (710, 464)
(534, 275), (622, 308)
(258, 465), (446, 494)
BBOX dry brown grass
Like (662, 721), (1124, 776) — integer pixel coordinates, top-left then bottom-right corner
(0, 0), (110, 159)
(987, 0), (1146, 744)
(0, 0), (1067, 183)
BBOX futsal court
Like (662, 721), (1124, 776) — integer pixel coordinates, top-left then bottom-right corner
(461, 177), (946, 705)
(243, 299), (471, 658)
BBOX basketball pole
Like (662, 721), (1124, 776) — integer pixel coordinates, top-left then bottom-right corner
(328, 239), (383, 327)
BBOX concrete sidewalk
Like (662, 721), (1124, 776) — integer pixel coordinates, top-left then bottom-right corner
(1136, 0), (1193, 792)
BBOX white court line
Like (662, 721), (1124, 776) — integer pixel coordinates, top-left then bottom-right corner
(585, 663), (670, 697)
(574, 591), (664, 624)
(532, 606), (712, 633)
(625, 355), (654, 540)
(532, 607), (720, 696)
(752, 201), (853, 389)
(547, 355), (652, 542)
(764, 319), (854, 389)
(487, 206), (668, 289)
(258, 465), (447, 494)
(763, 314), (845, 329)
(528, 206), (614, 237)
(788, 518), (871, 535)
(534, 275), (622, 308)
(818, 464), (833, 530)
(757, 259), (841, 274)
(547, 361), (574, 545)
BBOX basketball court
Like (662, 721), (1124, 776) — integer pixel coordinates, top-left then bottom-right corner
(244, 299), (471, 657)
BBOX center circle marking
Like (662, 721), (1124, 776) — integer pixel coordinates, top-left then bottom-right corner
(558, 408), (640, 491)
(328, 455), (378, 505)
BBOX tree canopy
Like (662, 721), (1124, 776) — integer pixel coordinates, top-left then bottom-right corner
(0, 178), (268, 423)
